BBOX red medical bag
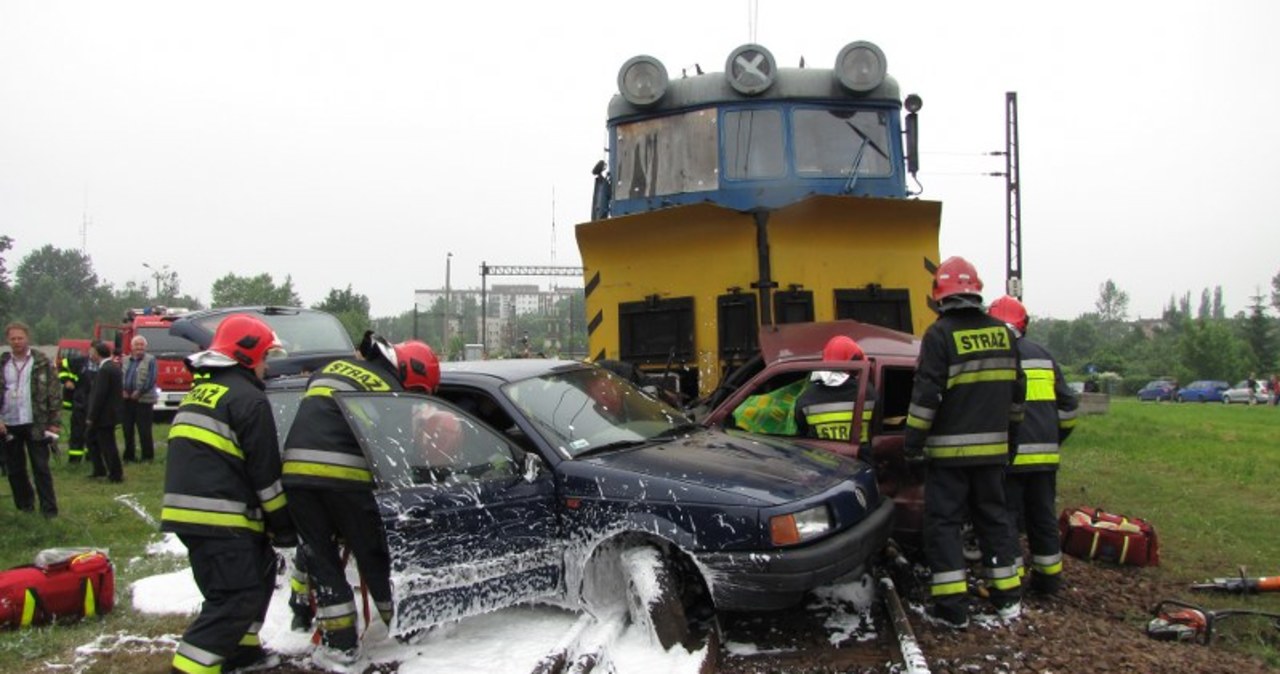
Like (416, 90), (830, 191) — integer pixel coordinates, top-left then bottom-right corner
(1059, 507), (1160, 567)
(0, 548), (115, 628)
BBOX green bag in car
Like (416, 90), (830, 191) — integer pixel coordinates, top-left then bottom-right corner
(732, 378), (807, 436)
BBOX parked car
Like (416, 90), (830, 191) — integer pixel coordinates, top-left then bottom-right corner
(169, 306), (354, 378)
(1222, 380), (1272, 405)
(267, 358), (894, 648)
(1136, 380), (1176, 402)
(698, 320), (925, 544)
(1175, 380), (1230, 403)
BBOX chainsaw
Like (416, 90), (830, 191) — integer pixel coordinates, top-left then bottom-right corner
(1147, 599), (1280, 645)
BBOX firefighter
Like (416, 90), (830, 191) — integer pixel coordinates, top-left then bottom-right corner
(988, 295), (1078, 596)
(281, 331), (440, 663)
(794, 335), (877, 447)
(59, 355), (89, 463)
(905, 256), (1025, 629)
(163, 314), (296, 674)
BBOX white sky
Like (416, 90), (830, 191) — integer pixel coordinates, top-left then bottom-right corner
(2, 0), (1276, 320)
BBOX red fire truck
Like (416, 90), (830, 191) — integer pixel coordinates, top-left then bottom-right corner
(94, 306), (199, 414)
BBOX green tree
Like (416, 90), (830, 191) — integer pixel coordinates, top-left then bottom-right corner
(1271, 269), (1280, 314)
(1179, 319), (1250, 381)
(1212, 286), (1225, 320)
(210, 273), (302, 307)
(11, 245), (110, 340)
(313, 285), (372, 343)
(1094, 280), (1129, 345)
(1241, 292), (1276, 373)
(0, 235), (12, 322)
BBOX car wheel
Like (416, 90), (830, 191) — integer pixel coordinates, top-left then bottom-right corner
(1223, 395), (1231, 404)
(581, 541), (694, 651)
(622, 545), (690, 650)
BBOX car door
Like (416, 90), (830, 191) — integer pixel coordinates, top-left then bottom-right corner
(709, 360), (871, 458)
(331, 392), (563, 637)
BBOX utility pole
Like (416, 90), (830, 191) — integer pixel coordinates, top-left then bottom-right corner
(1004, 91), (1023, 299)
(444, 252), (452, 356)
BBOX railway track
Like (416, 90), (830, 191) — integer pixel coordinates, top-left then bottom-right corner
(527, 571), (929, 674)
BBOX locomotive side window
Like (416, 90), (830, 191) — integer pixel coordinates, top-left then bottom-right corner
(613, 109), (719, 199)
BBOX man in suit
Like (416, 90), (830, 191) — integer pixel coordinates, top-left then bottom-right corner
(85, 342), (124, 483)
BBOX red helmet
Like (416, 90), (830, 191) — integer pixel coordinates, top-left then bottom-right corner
(393, 340), (440, 393)
(932, 256), (984, 302)
(415, 408), (463, 463)
(209, 314), (282, 369)
(988, 295), (1029, 334)
(822, 335), (865, 361)
(586, 372), (623, 414)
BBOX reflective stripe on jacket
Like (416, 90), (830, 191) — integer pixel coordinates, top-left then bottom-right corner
(161, 365), (292, 539)
(905, 307), (1025, 466)
(281, 358), (401, 491)
(1008, 338), (1078, 472)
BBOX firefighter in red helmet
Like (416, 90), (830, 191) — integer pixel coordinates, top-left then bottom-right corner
(794, 335), (878, 448)
(164, 314), (295, 674)
(988, 295), (1077, 596)
(905, 257), (1026, 629)
(281, 330), (439, 664)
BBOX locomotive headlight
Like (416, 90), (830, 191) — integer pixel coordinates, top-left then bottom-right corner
(835, 41), (887, 93)
(618, 55), (668, 107)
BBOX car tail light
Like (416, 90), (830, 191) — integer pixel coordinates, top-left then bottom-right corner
(769, 505), (832, 546)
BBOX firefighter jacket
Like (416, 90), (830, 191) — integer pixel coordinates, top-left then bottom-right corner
(281, 357), (402, 491)
(1008, 337), (1077, 473)
(0, 349), (62, 431)
(58, 357), (80, 409)
(161, 356), (293, 541)
(905, 307), (1025, 466)
(794, 374), (878, 443)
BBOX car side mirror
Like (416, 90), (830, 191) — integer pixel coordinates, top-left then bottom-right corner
(523, 452), (546, 483)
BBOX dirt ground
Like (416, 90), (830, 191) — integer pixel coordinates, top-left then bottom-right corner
(717, 555), (1279, 674)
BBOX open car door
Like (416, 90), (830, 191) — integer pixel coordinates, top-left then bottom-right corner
(331, 392), (563, 638)
(710, 360), (872, 459)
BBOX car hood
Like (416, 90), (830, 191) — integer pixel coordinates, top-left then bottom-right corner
(567, 428), (869, 506)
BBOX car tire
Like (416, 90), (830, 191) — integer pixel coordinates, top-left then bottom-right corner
(621, 545), (690, 650)
(1223, 395), (1231, 405)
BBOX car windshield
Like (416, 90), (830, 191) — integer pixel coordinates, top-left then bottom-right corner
(191, 310), (353, 357)
(136, 326), (198, 357)
(502, 367), (693, 458)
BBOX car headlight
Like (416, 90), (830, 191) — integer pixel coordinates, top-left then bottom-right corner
(769, 505), (832, 546)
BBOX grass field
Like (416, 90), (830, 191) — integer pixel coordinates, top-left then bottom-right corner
(0, 401), (1277, 671)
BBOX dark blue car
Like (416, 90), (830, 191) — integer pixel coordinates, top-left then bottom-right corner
(268, 359), (893, 649)
(1176, 380), (1230, 403)
(1136, 380), (1176, 402)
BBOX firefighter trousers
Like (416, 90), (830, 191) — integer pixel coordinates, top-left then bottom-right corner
(171, 535), (277, 674)
(923, 463), (1022, 613)
(1005, 470), (1062, 592)
(288, 488), (393, 651)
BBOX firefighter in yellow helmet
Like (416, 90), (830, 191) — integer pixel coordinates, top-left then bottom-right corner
(988, 295), (1078, 596)
(164, 314), (295, 674)
(904, 257), (1025, 629)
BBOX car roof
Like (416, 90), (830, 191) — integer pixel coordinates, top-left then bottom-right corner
(757, 319), (921, 363)
(440, 358), (590, 385)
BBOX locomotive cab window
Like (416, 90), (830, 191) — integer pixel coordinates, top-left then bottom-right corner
(613, 109), (719, 200)
(723, 108), (785, 180)
(793, 109), (892, 177)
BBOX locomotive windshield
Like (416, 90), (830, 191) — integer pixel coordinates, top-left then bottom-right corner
(613, 105), (893, 200)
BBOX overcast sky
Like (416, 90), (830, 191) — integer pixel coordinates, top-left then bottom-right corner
(2, 0), (1276, 320)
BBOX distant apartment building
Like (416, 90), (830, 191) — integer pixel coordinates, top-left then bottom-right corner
(414, 283), (582, 353)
